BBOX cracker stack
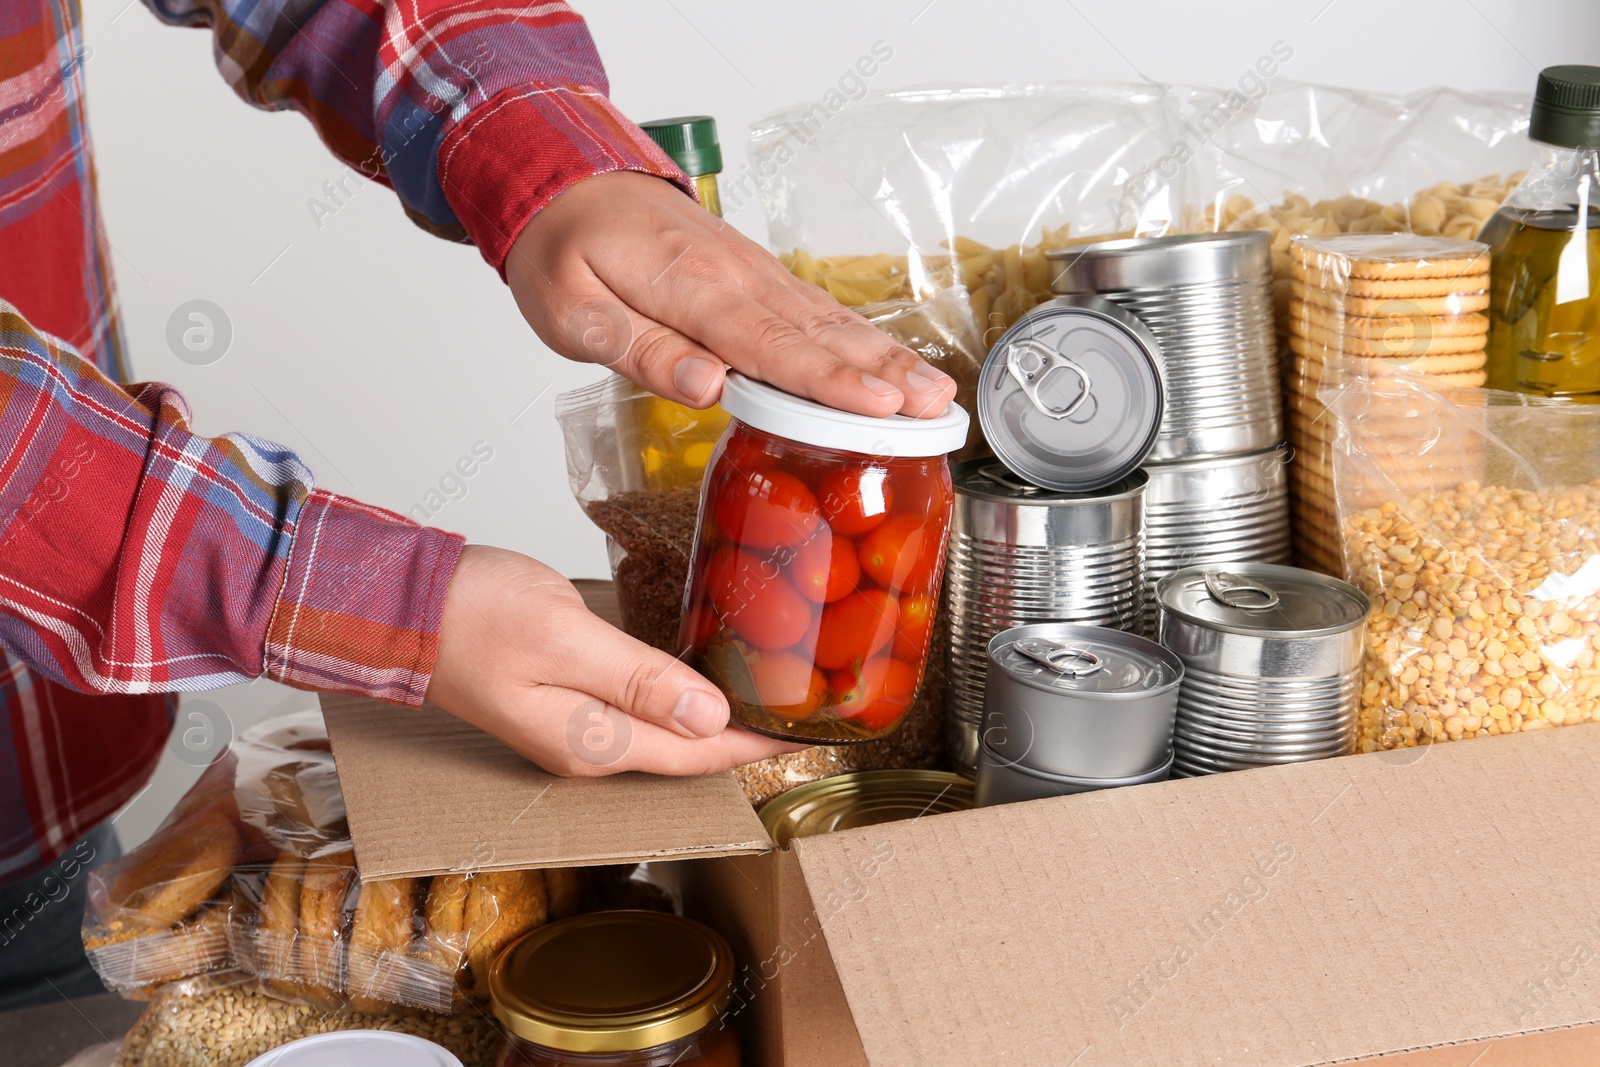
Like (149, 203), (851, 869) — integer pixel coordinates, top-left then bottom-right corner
(1285, 234), (1491, 575)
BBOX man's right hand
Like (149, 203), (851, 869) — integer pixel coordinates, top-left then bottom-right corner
(425, 545), (802, 776)
(505, 171), (959, 420)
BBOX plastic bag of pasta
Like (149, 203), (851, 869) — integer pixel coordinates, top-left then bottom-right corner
(752, 82), (1182, 347)
(752, 80), (1529, 355)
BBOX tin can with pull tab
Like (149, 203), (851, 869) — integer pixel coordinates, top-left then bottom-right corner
(1156, 564), (1369, 776)
(979, 622), (1184, 780)
(977, 296), (1166, 493)
(1047, 231), (1281, 463)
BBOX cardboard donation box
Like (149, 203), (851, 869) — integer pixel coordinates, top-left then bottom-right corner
(323, 692), (1600, 1067)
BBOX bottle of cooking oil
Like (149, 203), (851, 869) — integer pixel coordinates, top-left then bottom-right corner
(627, 116), (731, 489)
(1482, 65), (1600, 397)
(642, 116), (724, 217)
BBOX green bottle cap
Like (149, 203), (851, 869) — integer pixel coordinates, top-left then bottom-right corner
(640, 116), (722, 177)
(1530, 65), (1600, 149)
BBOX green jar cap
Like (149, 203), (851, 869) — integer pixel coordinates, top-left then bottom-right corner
(1530, 65), (1600, 149)
(640, 116), (722, 177)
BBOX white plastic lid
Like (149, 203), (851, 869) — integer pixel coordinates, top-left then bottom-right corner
(243, 1032), (464, 1067)
(717, 372), (969, 457)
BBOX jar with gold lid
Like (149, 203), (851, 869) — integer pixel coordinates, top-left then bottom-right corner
(489, 911), (740, 1067)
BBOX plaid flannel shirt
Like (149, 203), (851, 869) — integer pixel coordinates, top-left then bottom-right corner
(0, 0), (690, 883)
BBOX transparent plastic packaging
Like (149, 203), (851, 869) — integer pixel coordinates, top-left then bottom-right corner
(751, 77), (1533, 541)
(115, 974), (506, 1067)
(752, 82), (1530, 349)
(1284, 233), (1493, 575)
(80, 721), (314, 996)
(1184, 83), (1530, 238)
(83, 712), (599, 1013)
(755, 83), (1181, 347)
(1320, 370), (1600, 751)
(559, 375), (707, 655)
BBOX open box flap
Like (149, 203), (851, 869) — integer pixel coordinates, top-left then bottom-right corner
(792, 724), (1600, 1067)
(321, 694), (771, 879)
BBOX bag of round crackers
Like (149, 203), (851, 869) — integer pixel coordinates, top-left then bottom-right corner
(1284, 233), (1494, 576)
(82, 711), (614, 1013)
(1319, 367), (1600, 754)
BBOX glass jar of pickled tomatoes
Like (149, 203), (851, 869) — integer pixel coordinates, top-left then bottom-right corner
(679, 373), (969, 744)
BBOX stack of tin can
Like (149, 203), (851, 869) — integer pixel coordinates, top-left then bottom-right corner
(953, 296), (1167, 777)
(1048, 233), (1292, 634)
(943, 462), (1146, 775)
(954, 233), (1314, 783)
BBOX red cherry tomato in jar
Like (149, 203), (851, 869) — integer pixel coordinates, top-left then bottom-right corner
(886, 463), (952, 520)
(710, 547), (817, 651)
(858, 515), (941, 592)
(832, 657), (919, 730)
(746, 651), (828, 720)
(891, 595), (936, 660)
(817, 467), (894, 536)
(713, 468), (823, 550)
(814, 589), (898, 671)
(829, 656), (890, 714)
(717, 429), (775, 477)
(787, 531), (860, 604)
(680, 596), (720, 654)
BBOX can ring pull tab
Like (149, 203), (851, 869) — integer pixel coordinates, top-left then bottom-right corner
(1014, 638), (1103, 677)
(1204, 571), (1281, 611)
(1005, 339), (1092, 421)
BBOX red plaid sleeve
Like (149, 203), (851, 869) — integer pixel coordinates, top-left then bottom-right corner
(265, 491), (459, 703)
(146, 0), (695, 269)
(439, 85), (694, 273)
(0, 300), (463, 706)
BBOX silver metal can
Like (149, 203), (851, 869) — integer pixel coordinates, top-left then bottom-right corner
(1140, 445), (1292, 635)
(1048, 231), (1280, 463)
(981, 624), (1184, 779)
(974, 744), (1174, 808)
(976, 296), (1165, 492)
(944, 462), (1147, 775)
(1156, 564), (1369, 776)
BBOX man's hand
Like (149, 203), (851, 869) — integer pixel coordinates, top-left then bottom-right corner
(506, 171), (958, 419)
(425, 545), (801, 776)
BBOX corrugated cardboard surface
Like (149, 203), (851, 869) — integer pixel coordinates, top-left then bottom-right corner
(321, 694), (769, 880)
(685, 851), (870, 1067)
(794, 725), (1600, 1067)
(1352, 1025), (1600, 1065)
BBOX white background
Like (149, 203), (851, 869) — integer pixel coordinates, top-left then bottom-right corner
(80, 0), (1600, 847)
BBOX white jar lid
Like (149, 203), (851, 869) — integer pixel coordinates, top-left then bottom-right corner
(718, 372), (969, 458)
(243, 1032), (463, 1067)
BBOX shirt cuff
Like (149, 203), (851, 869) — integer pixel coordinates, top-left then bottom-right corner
(437, 83), (697, 275)
(264, 489), (464, 706)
